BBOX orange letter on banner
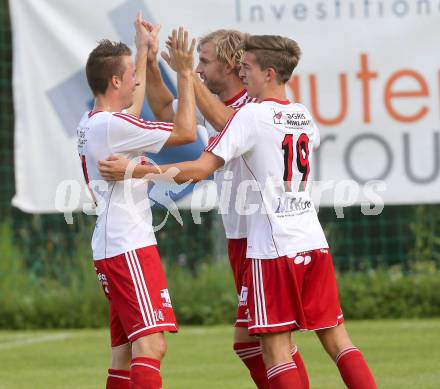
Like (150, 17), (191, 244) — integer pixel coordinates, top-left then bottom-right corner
(288, 75), (301, 102)
(309, 74), (348, 126)
(384, 70), (429, 122)
(356, 53), (377, 123)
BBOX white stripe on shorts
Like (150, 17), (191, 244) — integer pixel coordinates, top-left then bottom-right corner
(248, 320), (298, 330)
(258, 260), (268, 325)
(127, 250), (154, 326)
(125, 252), (149, 327)
(127, 323), (177, 340)
(252, 259), (267, 326)
(254, 259), (262, 326)
(252, 260), (261, 326)
(131, 250), (156, 326)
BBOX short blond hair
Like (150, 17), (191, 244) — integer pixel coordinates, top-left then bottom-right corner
(242, 35), (301, 83)
(197, 29), (244, 75)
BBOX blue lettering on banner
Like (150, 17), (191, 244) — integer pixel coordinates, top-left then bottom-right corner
(235, 0), (440, 23)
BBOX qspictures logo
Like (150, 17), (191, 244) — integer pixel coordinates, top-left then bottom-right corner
(235, 0), (440, 22)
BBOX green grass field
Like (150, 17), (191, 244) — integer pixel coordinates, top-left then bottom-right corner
(0, 319), (438, 388)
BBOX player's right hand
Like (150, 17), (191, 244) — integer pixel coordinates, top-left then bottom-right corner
(161, 27), (196, 73)
(98, 155), (131, 181)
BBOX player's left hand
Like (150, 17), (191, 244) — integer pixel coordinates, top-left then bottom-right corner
(142, 21), (161, 62)
(161, 27), (196, 73)
(98, 155), (131, 181)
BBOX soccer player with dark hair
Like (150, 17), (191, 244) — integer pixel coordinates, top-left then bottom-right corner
(77, 14), (196, 389)
(99, 33), (377, 389)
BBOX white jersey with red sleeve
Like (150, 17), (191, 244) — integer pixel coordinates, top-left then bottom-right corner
(210, 90), (256, 239)
(173, 89), (256, 239)
(77, 111), (172, 260)
(206, 99), (328, 259)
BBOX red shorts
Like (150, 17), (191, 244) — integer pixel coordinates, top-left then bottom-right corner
(94, 245), (178, 347)
(241, 249), (344, 335)
(228, 238), (249, 328)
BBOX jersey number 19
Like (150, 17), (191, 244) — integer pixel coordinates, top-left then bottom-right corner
(282, 133), (310, 192)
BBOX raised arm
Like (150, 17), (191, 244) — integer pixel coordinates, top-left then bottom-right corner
(143, 22), (175, 121)
(127, 12), (149, 117)
(192, 75), (235, 131)
(163, 28), (197, 147)
(163, 30), (235, 132)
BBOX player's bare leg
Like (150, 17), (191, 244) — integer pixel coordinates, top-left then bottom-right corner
(111, 343), (132, 369)
(316, 323), (354, 358)
(107, 344), (131, 388)
(234, 326), (256, 343)
(130, 332), (167, 389)
(259, 331), (302, 388)
(132, 332), (167, 359)
(316, 323), (377, 388)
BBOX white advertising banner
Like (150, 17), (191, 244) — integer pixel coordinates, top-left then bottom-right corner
(10, 0), (440, 213)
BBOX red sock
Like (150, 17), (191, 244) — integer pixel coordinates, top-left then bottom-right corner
(130, 357), (162, 389)
(107, 369), (130, 389)
(291, 346), (309, 389)
(234, 342), (269, 389)
(336, 347), (377, 389)
(267, 362), (302, 389)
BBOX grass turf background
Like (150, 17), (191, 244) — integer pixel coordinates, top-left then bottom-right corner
(0, 319), (438, 389)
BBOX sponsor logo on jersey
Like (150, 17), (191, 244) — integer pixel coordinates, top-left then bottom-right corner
(285, 111), (312, 128)
(274, 196), (312, 214)
(273, 109), (283, 124)
(272, 110), (313, 128)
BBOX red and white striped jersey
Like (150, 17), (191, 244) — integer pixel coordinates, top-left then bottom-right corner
(173, 89), (256, 239)
(77, 111), (172, 260)
(207, 99), (328, 259)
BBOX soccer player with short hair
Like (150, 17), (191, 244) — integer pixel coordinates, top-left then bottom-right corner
(100, 33), (377, 389)
(127, 26), (309, 388)
(77, 15), (197, 389)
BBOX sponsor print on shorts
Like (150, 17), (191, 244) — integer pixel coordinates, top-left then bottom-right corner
(96, 270), (109, 295)
(154, 309), (165, 322)
(239, 286), (248, 306)
(160, 288), (172, 308)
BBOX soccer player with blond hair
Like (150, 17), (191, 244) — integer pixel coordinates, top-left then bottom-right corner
(100, 33), (377, 389)
(118, 26), (309, 388)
